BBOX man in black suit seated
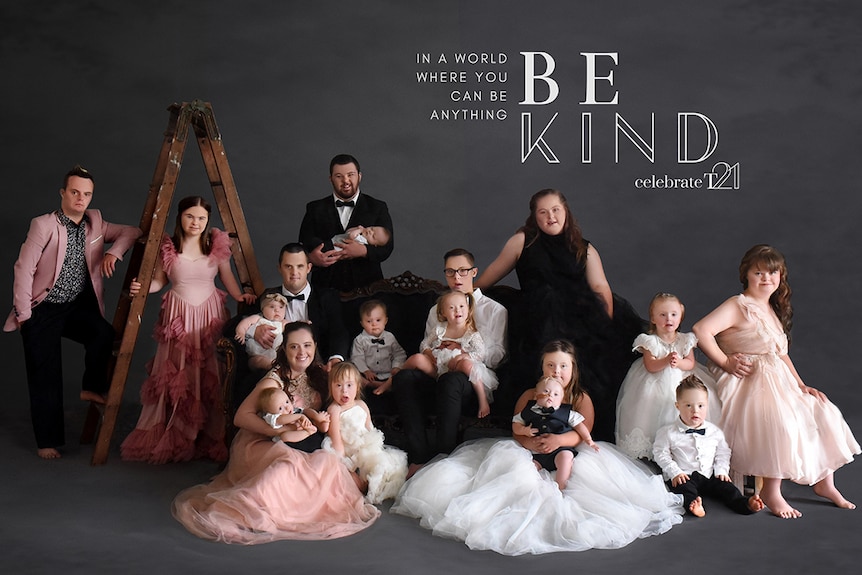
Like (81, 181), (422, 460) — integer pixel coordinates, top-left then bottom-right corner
(245, 243), (350, 371)
(299, 154), (394, 292)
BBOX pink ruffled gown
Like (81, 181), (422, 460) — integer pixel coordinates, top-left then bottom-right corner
(171, 429), (380, 544)
(121, 229), (232, 464)
(711, 295), (860, 484)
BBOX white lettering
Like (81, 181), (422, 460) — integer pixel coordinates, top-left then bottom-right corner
(520, 52), (558, 105)
(581, 52), (619, 105)
(521, 112), (559, 163)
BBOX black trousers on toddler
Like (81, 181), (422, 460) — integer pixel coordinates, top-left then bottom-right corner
(671, 471), (754, 515)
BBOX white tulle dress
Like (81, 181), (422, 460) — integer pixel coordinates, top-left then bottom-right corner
(422, 325), (499, 400)
(615, 332), (722, 459)
(391, 438), (683, 555)
(322, 404), (407, 504)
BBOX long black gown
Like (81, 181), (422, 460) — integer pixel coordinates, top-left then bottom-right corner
(515, 232), (646, 441)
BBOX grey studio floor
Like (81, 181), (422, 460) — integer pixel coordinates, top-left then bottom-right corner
(0, 349), (859, 575)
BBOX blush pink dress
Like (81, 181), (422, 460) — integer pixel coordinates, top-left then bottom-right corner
(171, 429), (380, 544)
(711, 295), (859, 484)
(121, 229), (232, 464)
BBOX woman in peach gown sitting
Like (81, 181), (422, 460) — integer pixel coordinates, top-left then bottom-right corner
(172, 322), (379, 544)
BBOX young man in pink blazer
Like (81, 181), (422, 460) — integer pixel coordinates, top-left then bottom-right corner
(5, 166), (141, 459)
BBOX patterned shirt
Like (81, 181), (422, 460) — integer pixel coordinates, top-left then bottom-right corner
(44, 211), (89, 303)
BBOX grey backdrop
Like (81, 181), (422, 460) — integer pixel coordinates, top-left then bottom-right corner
(1, 1), (860, 574)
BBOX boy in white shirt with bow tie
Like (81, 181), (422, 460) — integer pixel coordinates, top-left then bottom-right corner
(653, 375), (764, 517)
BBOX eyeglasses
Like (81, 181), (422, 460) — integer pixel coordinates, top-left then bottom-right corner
(443, 267), (476, 277)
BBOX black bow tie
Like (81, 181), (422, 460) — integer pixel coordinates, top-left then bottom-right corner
(335, 200), (355, 208)
(531, 404), (555, 415)
(685, 428), (705, 435)
(285, 294), (305, 302)
(371, 338), (385, 345)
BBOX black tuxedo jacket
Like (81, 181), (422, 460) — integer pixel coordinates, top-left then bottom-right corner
(262, 284), (350, 361)
(298, 192), (394, 292)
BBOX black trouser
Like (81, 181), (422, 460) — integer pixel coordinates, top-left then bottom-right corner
(671, 471), (755, 515)
(20, 287), (115, 449)
(392, 369), (478, 464)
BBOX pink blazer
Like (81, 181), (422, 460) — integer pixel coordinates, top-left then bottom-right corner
(5, 209), (142, 331)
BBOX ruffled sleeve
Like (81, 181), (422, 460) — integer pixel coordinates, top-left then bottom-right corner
(420, 324), (446, 352)
(676, 332), (698, 356)
(735, 294), (755, 321)
(735, 294), (788, 355)
(209, 228), (232, 264)
(159, 235), (178, 275)
(632, 333), (666, 358)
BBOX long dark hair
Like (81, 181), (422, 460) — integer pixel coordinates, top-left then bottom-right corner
(519, 188), (588, 261)
(739, 244), (793, 338)
(273, 322), (328, 400)
(172, 195), (213, 254)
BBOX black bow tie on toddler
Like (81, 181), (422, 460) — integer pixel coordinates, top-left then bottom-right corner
(285, 294), (305, 302)
(530, 404), (555, 415)
(371, 338), (385, 345)
(335, 200), (355, 207)
(685, 427), (705, 435)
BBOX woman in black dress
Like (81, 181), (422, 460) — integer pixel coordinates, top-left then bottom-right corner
(477, 188), (644, 440)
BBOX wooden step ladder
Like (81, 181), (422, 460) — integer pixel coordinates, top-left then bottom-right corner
(83, 100), (264, 465)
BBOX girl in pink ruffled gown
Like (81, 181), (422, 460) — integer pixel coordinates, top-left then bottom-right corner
(121, 196), (255, 464)
(694, 244), (859, 519)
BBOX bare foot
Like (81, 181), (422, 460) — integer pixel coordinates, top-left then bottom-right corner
(688, 496), (706, 517)
(37, 448), (61, 459)
(80, 390), (106, 405)
(748, 494), (765, 513)
(760, 491), (802, 519)
(813, 482), (856, 509)
(406, 463), (424, 480)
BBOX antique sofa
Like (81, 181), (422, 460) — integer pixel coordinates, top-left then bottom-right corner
(217, 271), (526, 447)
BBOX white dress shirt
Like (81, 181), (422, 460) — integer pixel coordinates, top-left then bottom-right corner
(350, 329), (407, 379)
(653, 419), (731, 481)
(334, 191), (359, 230)
(424, 288), (508, 369)
(281, 283), (313, 323)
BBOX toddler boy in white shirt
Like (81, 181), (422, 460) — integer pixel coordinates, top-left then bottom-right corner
(653, 375), (764, 517)
(350, 300), (406, 395)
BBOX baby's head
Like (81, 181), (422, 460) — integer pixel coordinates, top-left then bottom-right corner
(361, 225), (390, 247)
(257, 387), (293, 416)
(674, 375), (709, 428)
(534, 376), (566, 410)
(648, 292), (684, 335)
(260, 293), (288, 321)
(359, 299), (388, 337)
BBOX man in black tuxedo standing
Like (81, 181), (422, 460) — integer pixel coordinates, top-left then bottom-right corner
(248, 243), (350, 370)
(299, 154), (394, 292)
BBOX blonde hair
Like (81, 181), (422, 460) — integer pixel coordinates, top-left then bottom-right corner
(535, 376), (565, 395)
(647, 292), (685, 334)
(257, 387), (290, 413)
(435, 290), (477, 332)
(328, 361), (364, 402)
